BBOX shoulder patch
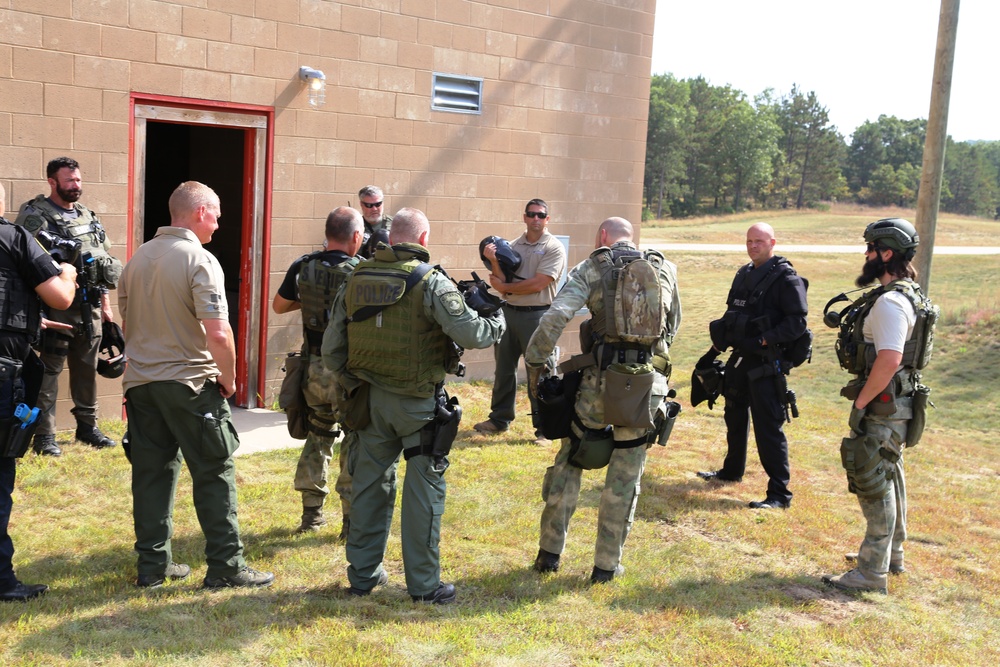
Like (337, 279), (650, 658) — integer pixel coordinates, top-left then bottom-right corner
(440, 291), (466, 316)
(21, 214), (44, 233)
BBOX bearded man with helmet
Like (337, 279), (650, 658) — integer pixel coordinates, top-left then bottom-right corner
(822, 218), (935, 595)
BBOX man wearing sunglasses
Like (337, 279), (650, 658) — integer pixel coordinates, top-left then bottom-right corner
(357, 186), (392, 259)
(475, 199), (567, 444)
(823, 218), (926, 595)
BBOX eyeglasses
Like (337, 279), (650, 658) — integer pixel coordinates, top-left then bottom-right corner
(361, 201), (383, 209)
(524, 211), (548, 219)
(866, 242), (883, 253)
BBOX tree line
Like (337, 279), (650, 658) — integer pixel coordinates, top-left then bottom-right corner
(644, 74), (1000, 219)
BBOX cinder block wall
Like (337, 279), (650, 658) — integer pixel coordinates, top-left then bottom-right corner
(0, 0), (656, 424)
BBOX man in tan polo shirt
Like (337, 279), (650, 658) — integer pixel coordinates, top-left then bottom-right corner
(474, 198), (567, 444)
(120, 181), (273, 590)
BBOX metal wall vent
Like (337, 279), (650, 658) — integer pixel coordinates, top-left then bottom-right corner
(431, 73), (483, 114)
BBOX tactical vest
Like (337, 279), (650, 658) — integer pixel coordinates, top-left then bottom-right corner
(16, 196), (120, 287)
(297, 252), (358, 355)
(714, 257), (809, 363)
(836, 279), (937, 378)
(588, 246), (670, 349)
(345, 245), (449, 398)
(0, 225), (43, 340)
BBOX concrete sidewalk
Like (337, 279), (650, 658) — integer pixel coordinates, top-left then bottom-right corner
(229, 407), (299, 456)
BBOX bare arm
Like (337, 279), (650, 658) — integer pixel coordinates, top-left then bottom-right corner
(855, 349), (903, 410)
(100, 292), (114, 322)
(204, 317), (237, 398)
(488, 272), (554, 296)
(34, 262), (77, 311)
(272, 293), (300, 314)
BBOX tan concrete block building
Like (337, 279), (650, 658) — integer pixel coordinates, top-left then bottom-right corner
(0, 0), (656, 422)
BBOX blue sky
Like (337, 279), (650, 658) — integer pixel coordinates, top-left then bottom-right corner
(651, 0), (996, 141)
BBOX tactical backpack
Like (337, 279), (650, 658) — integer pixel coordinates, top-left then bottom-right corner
(593, 247), (669, 347)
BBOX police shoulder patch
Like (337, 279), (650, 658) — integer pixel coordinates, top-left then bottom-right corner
(21, 214), (44, 233)
(441, 292), (466, 316)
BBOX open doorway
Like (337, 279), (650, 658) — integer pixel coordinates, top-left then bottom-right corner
(130, 97), (273, 407)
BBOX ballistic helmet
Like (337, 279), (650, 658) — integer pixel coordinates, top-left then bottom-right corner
(97, 321), (126, 379)
(864, 218), (919, 260)
(479, 236), (522, 283)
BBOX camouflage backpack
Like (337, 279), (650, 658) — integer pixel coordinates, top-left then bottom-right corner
(595, 247), (668, 347)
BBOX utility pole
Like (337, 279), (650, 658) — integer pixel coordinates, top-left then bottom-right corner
(914, 0), (960, 294)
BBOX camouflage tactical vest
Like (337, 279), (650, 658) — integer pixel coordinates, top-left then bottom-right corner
(297, 252), (358, 354)
(345, 245), (449, 398)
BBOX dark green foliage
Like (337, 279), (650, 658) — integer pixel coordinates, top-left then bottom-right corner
(645, 77), (1000, 218)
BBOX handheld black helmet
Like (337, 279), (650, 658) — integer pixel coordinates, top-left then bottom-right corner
(97, 321), (126, 379)
(479, 236), (522, 283)
(864, 218), (919, 261)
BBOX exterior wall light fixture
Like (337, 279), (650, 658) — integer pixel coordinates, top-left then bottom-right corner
(298, 66), (326, 108)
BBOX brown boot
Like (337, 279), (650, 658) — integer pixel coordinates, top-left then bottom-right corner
(296, 506), (326, 533)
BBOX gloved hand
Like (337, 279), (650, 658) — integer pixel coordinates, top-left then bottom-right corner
(527, 363), (544, 401)
(848, 404), (866, 436)
(457, 272), (505, 317)
(696, 347), (720, 369)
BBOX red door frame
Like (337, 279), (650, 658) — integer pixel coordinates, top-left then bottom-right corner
(127, 93), (275, 406)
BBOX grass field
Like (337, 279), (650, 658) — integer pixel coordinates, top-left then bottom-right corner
(2, 206), (998, 666)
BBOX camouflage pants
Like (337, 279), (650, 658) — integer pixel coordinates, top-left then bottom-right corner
(293, 354), (353, 518)
(538, 366), (658, 571)
(854, 414), (908, 579)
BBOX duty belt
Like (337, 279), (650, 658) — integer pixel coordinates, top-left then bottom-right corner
(505, 304), (549, 312)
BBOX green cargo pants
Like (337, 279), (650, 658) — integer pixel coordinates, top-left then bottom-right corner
(126, 380), (246, 579)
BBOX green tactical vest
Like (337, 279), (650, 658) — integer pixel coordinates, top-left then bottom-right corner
(297, 252), (358, 354)
(836, 279), (937, 377)
(344, 244), (449, 398)
(14, 195), (121, 289)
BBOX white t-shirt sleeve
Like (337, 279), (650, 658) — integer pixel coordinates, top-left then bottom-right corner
(867, 290), (916, 353)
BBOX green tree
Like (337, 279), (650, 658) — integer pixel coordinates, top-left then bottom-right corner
(942, 140), (999, 216)
(773, 85), (846, 208)
(718, 100), (781, 210)
(845, 115), (926, 195)
(643, 74), (695, 218)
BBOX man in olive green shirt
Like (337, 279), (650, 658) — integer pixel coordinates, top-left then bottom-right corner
(323, 207), (505, 603)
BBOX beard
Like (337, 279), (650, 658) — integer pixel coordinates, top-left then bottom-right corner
(56, 183), (82, 203)
(855, 256), (884, 288)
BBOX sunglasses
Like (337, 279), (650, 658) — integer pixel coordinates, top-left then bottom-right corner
(361, 201), (383, 209)
(866, 242), (883, 253)
(524, 211), (548, 219)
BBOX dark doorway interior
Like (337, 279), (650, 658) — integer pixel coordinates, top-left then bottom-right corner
(142, 122), (248, 384)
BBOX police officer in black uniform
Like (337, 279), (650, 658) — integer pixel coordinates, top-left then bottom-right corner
(696, 223), (808, 509)
(0, 183), (77, 601)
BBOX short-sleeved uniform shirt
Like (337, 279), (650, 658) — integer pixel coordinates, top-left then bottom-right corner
(506, 230), (567, 308)
(119, 227), (229, 393)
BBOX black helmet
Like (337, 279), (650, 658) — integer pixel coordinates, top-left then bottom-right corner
(864, 218), (919, 260)
(479, 236), (522, 282)
(97, 321), (126, 379)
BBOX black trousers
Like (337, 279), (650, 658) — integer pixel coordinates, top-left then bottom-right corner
(721, 356), (792, 504)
